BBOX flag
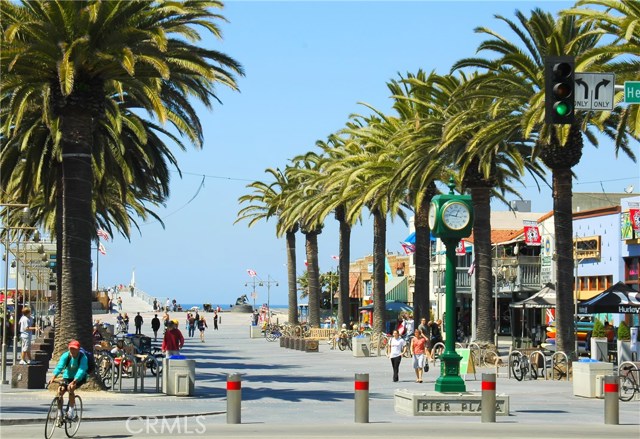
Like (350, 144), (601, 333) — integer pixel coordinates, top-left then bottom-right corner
(331, 255), (339, 261)
(97, 228), (110, 241)
(523, 221), (541, 246)
(98, 243), (107, 255)
(630, 208), (640, 232)
(455, 239), (466, 256)
(400, 241), (415, 255)
(467, 257), (475, 276)
(246, 269), (257, 277)
(304, 260), (308, 267)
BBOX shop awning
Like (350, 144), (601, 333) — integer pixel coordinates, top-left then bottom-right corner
(385, 276), (408, 302)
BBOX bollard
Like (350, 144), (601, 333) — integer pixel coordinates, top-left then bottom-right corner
(227, 373), (242, 424)
(481, 373), (496, 423)
(603, 375), (619, 425)
(354, 373), (369, 423)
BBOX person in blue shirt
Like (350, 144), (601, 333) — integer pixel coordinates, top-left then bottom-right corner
(48, 340), (88, 423)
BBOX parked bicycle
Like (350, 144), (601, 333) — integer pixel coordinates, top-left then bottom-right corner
(337, 331), (353, 351)
(44, 380), (83, 438)
(510, 351), (537, 381)
(619, 362), (639, 402)
(265, 324), (282, 342)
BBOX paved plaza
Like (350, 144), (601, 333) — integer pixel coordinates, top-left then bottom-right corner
(0, 293), (638, 438)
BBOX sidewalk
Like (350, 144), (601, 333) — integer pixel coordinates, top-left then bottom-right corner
(1, 309), (638, 437)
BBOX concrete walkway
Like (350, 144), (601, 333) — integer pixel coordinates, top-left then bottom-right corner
(1, 310), (638, 438)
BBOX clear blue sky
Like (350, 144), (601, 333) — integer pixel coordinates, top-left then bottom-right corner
(92, 1), (638, 307)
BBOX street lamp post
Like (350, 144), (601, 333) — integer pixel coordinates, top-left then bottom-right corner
(263, 275), (278, 323)
(1, 203), (29, 384)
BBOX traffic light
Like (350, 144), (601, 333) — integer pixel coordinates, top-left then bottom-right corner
(545, 56), (575, 124)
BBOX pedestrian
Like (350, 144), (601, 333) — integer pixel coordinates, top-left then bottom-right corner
(162, 310), (170, 332)
(107, 298), (113, 313)
(151, 314), (161, 341)
(117, 296), (123, 311)
(18, 307), (36, 364)
(404, 314), (415, 341)
(162, 320), (184, 357)
(165, 298), (171, 312)
(410, 328), (429, 383)
(198, 316), (208, 342)
(153, 299), (158, 312)
(134, 312), (143, 335)
(213, 312), (219, 330)
(418, 317), (429, 338)
(187, 313), (196, 337)
(123, 313), (130, 333)
(386, 329), (407, 382)
(429, 319), (443, 347)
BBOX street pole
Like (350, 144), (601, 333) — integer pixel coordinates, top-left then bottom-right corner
(1, 222), (10, 384)
(434, 237), (465, 393)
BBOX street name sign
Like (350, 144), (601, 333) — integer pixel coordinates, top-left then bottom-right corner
(624, 81), (640, 103)
(574, 72), (615, 111)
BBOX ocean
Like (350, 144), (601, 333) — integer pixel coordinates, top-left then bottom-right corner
(179, 303), (288, 311)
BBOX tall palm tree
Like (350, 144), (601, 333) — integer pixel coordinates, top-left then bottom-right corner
(1, 0), (243, 357)
(237, 168), (299, 326)
(452, 8), (634, 355)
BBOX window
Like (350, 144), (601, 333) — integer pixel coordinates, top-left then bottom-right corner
(625, 257), (639, 290)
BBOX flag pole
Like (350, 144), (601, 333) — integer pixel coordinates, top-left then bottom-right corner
(95, 244), (99, 295)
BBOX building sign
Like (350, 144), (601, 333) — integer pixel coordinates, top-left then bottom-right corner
(573, 235), (601, 260)
(630, 208), (640, 232)
(455, 240), (466, 256)
(540, 235), (554, 284)
(523, 221), (541, 246)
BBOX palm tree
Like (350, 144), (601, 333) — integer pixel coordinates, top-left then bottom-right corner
(1, 0), (243, 358)
(452, 8), (634, 355)
(237, 168), (299, 326)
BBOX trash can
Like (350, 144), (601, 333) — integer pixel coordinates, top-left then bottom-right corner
(250, 325), (262, 338)
(572, 360), (613, 398)
(162, 356), (196, 396)
(353, 335), (371, 357)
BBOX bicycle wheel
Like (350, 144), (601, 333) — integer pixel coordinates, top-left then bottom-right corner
(338, 337), (347, 351)
(619, 374), (636, 402)
(64, 395), (82, 437)
(102, 364), (119, 389)
(265, 330), (277, 342)
(483, 350), (498, 367)
(347, 337), (352, 351)
(149, 355), (163, 376)
(511, 359), (524, 381)
(44, 397), (60, 439)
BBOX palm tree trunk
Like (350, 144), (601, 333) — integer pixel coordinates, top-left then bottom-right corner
(54, 172), (64, 359)
(553, 168), (576, 356)
(471, 187), (493, 344)
(413, 190), (433, 325)
(372, 209), (386, 334)
(286, 229), (298, 325)
(306, 230), (321, 327)
(336, 204), (351, 327)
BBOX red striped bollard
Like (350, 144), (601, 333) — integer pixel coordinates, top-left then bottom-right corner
(481, 373), (496, 423)
(227, 373), (241, 424)
(604, 375), (619, 425)
(354, 373), (369, 423)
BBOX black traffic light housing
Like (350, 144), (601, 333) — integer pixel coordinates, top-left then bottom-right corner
(545, 56), (575, 124)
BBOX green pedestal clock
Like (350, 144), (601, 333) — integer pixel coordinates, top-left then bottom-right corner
(429, 178), (474, 393)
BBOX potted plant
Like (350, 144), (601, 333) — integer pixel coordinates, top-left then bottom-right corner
(590, 318), (608, 361)
(617, 321), (632, 363)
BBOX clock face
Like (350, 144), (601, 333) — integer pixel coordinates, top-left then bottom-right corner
(441, 201), (470, 231)
(428, 202), (437, 229)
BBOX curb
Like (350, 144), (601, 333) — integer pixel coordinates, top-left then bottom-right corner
(0, 410), (226, 426)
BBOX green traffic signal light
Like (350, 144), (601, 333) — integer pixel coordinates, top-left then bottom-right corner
(554, 102), (571, 116)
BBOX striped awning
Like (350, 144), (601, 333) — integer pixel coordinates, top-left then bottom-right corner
(385, 276), (408, 302)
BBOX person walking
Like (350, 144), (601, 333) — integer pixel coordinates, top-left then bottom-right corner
(198, 316), (208, 342)
(117, 296), (123, 311)
(386, 330), (407, 382)
(213, 312), (219, 330)
(134, 312), (143, 335)
(187, 313), (196, 337)
(151, 314), (161, 341)
(410, 328), (429, 383)
(162, 320), (184, 357)
(18, 307), (36, 364)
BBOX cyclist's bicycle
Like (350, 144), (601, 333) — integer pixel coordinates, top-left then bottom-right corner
(44, 380), (83, 438)
(619, 362), (639, 402)
(337, 331), (352, 351)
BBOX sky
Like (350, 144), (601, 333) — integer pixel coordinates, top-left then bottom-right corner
(17, 1), (640, 308)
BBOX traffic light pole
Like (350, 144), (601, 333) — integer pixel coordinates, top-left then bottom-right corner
(434, 237), (465, 393)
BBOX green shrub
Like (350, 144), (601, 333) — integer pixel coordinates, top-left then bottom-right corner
(592, 318), (606, 338)
(617, 321), (631, 341)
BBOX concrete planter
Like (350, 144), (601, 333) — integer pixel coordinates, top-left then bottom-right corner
(617, 340), (633, 363)
(590, 337), (608, 361)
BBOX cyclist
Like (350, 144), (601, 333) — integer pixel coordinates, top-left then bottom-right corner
(48, 340), (88, 425)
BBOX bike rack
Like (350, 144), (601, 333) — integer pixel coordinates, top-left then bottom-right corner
(508, 349), (522, 380)
(550, 351), (569, 381)
(116, 354), (139, 393)
(528, 350), (547, 380)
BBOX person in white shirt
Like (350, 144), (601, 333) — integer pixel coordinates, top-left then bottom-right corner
(18, 307), (36, 364)
(386, 330), (407, 382)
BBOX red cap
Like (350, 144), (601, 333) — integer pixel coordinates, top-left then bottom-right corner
(68, 340), (80, 349)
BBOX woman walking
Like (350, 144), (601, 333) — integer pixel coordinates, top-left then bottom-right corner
(386, 330), (407, 382)
(410, 328), (430, 383)
(198, 316), (208, 342)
